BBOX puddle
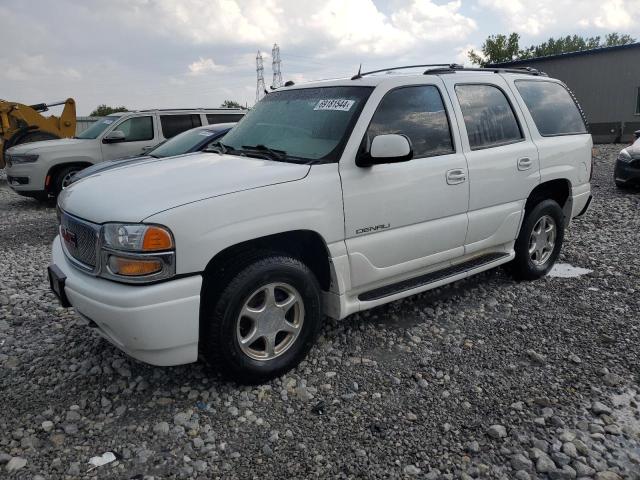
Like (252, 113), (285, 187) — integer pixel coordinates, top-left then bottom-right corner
(548, 263), (593, 278)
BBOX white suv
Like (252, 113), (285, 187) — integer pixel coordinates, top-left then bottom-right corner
(49, 65), (593, 383)
(5, 108), (245, 199)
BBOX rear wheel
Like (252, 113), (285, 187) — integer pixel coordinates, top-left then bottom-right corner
(510, 199), (565, 280)
(201, 254), (323, 384)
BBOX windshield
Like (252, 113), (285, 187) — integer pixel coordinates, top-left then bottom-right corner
(150, 128), (220, 158)
(222, 86), (372, 163)
(76, 116), (122, 139)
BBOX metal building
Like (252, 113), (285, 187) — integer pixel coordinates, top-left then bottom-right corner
(492, 43), (640, 143)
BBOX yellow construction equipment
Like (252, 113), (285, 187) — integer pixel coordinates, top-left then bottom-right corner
(0, 98), (76, 168)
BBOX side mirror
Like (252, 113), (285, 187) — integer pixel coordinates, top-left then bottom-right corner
(357, 134), (412, 167)
(102, 130), (126, 144)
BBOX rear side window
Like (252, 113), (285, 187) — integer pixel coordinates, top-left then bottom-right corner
(207, 113), (245, 124)
(455, 84), (523, 150)
(160, 114), (202, 138)
(366, 85), (454, 158)
(515, 81), (587, 136)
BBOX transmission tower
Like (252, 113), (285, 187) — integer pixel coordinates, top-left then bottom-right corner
(272, 43), (282, 89)
(256, 51), (266, 103)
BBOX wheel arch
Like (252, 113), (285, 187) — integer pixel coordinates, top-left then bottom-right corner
(46, 161), (94, 191)
(526, 178), (572, 221)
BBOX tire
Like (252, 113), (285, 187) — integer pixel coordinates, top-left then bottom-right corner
(52, 165), (83, 197)
(201, 254), (323, 384)
(510, 199), (565, 280)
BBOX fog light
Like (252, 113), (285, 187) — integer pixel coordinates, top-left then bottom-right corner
(108, 256), (162, 276)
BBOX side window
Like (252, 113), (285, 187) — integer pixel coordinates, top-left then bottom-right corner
(515, 81), (588, 136)
(366, 85), (454, 158)
(160, 114), (202, 138)
(207, 113), (245, 124)
(113, 116), (154, 142)
(455, 84), (523, 149)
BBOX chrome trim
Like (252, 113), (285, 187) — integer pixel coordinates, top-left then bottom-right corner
(99, 248), (176, 284)
(59, 211), (101, 274)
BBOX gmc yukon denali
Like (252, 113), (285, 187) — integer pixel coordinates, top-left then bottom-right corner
(49, 65), (593, 383)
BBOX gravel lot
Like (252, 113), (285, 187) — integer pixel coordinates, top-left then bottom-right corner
(1, 145), (639, 480)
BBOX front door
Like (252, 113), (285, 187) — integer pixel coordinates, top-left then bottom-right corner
(101, 115), (157, 161)
(340, 81), (469, 292)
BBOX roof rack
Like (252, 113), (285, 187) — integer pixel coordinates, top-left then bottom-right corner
(351, 64), (546, 79)
(137, 107), (246, 112)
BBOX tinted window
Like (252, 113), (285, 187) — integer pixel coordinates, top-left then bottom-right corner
(160, 114), (202, 138)
(515, 81), (587, 136)
(455, 84), (523, 149)
(207, 113), (244, 124)
(113, 116), (154, 142)
(150, 129), (221, 158)
(366, 86), (454, 158)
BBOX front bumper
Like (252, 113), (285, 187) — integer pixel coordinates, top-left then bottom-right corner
(51, 236), (202, 366)
(614, 159), (640, 185)
(5, 163), (46, 192)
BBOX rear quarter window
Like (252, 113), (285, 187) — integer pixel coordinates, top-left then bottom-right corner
(515, 80), (588, 136)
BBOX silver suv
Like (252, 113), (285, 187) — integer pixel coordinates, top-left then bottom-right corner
(5, 108), (245, 200)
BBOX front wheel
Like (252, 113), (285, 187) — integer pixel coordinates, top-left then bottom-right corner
(52, 165), (83, 197)
(510, 199), (565, 280)
(201, 255), (323, 384)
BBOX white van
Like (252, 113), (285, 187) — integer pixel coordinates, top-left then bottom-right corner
(5, 108), (245, 199)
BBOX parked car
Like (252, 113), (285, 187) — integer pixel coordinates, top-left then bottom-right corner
(5, 108), (245, 200)
(49, 65), (592, 383)
(68, 123), (235, 185)
(614, 131), (640, 188)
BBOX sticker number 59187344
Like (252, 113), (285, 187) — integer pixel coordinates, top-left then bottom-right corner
(314, 99), (355, 111)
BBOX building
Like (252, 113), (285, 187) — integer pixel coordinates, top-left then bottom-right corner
(491, 43), (640, 143)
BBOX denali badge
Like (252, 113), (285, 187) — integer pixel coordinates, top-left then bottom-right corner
(355, 223), (390, 235)
(61, 227), (78, 248)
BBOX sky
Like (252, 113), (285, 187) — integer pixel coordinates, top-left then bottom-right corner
(1, 0), (638, 115)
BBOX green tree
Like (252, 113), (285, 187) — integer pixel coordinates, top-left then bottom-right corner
(469, 32), (636, 66)
(220, 100), (246, 109)
(89, 104), (128, 116)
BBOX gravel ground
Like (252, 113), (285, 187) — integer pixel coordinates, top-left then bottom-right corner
(1, 145), (639, 480)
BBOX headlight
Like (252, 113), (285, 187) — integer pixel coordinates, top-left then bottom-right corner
(617, 151), (632, 163)
(8, 154), (39, 164)
(100, 223), (175, 283)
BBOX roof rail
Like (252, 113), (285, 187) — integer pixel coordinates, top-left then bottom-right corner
(137, 108), (246, 112)
(351, 64), (547, 79)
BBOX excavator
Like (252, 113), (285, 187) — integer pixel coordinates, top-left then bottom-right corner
(0, 98), (76, 168)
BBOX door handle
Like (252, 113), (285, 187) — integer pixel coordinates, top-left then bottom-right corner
(446, 168), (466, 185)
(517, 157), (533, 171)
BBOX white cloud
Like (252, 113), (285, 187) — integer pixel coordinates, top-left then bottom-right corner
(188, 57), (226, 75)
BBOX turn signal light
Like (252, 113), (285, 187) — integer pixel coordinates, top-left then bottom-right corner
(108, 256), (162, 276)
(142, 227), (173, 251)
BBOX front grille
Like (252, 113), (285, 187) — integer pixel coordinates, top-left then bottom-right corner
(60, 212), (100, 269)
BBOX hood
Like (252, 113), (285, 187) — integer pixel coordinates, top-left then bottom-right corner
(69, 155), (153, 184)
(58, 152), (311, 223)
(7, 138), (88, 155)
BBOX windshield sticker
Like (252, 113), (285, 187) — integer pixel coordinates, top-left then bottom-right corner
(102, 120), (114, 124)
(198, 131), (215, 136)
(314, 99), (355, 111)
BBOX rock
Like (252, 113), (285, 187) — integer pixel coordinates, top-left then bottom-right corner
(467, 441), (480, 453)
(403, 465), (421, 475)
(41, 420), (54, 432)
(154, 421), (170, 434)
(526, 349), (547, 364)
(594, 473), (622, 480)
(573, 461), (595, 476)
(602, 373), (622, 386)
(174, 412), (190, 425)
(536, 454), (556, 473)
(591, 402), (612, 415)
(6, 457), (27, 472)
(487, 424), (507, 439)
(562, 442), (577, 458)
(511, 453), (533, 471)
(515, 471), (531, 480)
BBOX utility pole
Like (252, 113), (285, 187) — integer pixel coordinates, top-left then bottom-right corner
(256, 51), (266, 103)
(272, 43), (282, 89)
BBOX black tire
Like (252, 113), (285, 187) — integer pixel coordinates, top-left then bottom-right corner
(510, 199), (565, 280)
(201, 254), (323, 384)
(52, 165), (83, 197)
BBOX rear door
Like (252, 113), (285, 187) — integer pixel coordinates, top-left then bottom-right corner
(442, 75), (540, 254)
(340, 79), (469, 292)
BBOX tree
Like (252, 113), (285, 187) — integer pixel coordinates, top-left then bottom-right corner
(89, 104), (128, 116)
(469, 32), (636, 66)
(220, 100), (246, 109)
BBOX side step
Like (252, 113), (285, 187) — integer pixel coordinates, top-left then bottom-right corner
(358, 252), (510, 302)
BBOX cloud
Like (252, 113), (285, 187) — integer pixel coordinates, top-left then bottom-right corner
(188, 58), (226, 75)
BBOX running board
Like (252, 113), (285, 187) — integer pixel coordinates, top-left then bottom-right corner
(358, 252), (510, 302)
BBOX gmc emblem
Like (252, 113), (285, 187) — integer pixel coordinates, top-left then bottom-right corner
(61, 227), (77, 248)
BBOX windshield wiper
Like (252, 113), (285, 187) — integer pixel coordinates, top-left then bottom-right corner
(204, 141), (235, 155)
(241, 144), (287, 161)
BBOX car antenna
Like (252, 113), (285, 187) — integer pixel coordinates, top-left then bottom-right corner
(351, 64), (362, 80)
